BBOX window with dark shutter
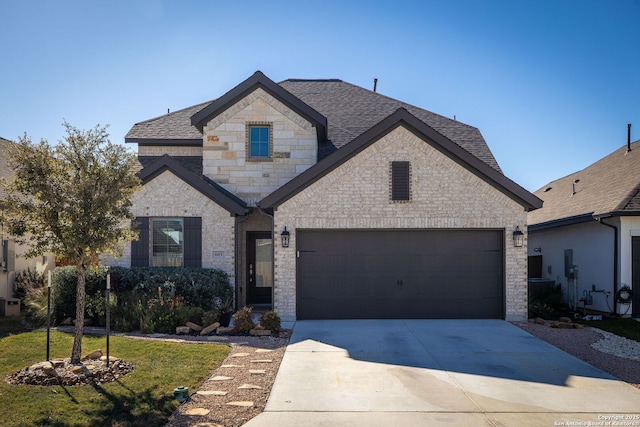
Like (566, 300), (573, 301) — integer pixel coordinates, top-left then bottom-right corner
(131, 217), (150, 267)
(391, 161), (410, 201)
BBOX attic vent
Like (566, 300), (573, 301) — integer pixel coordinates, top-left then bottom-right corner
(544, 187), (552, 192)
(572, 179), (580, 196)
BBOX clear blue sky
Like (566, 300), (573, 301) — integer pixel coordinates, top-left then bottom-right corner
(1, 0), (639, 192)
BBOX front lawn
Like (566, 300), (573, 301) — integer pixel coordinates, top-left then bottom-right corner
(582, 317), (640, 342)
(0, 316), (229, 427)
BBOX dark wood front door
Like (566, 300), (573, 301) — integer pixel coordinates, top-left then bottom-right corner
(247, 232), (273, 305)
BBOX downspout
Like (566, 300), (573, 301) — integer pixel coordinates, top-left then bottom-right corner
(595, 215), (618, 315)
(258, 207), (275, 310)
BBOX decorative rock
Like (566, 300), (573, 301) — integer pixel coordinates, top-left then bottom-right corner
(196, 390), (228, 396)
(185, 408), (210, 416)
(200, 322), (220, 335)
(186, 321), (203, 332)
(99, 356), (120, 363)
(61, 317), (73, 326)
(559, 317), (572, 323)
(238, 384), (263, 389)
(253, 323), (265, 330)
(551, 321), (583, 329)
(216, 326), (234, 335)
(534, 317), (545, 325)
(82, 349), (103, 360)
(249, 370), (266, 375)
(226, 401), (254, 407)
(176, 326), (190, 334)
(71, 365), (86, 374)
(210, 375), (234, 381)
(50, 359), (65, 368)
(249, 329), (271, 336)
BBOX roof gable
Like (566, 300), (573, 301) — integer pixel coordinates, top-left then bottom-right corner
(528, 140), (640, 226)
(259, 108), (541, 211)
(138, 155), (247, 215)
(190, 71), (327, 142)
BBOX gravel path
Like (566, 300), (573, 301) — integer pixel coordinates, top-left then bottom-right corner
(514, 320), (640, 389)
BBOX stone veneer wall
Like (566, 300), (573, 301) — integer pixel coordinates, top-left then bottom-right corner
(106, 170), (236, 284)
(202, 87), (317, 205)
(137, 146), (203, 157)
(273, 127), (528, 321)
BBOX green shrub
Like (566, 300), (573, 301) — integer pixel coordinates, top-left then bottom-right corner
(259, 310), (281, 332)
(232, 306), (255, 334)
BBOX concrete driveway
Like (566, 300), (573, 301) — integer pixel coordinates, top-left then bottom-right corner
(244, 320), (640, 426)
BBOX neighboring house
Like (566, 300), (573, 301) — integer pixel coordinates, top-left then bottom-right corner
(0, 137), (55, 312)
(109, 71), (541, 321)
(528, 137), (640, 317)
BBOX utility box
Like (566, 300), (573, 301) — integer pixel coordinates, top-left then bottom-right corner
(0, 298), (20, 316)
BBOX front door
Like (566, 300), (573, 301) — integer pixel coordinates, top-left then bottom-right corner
(247, 232), (273, 306)
(632, 236), (640, 317)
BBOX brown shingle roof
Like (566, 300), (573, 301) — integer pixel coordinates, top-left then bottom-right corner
(528, 140), (640, 226)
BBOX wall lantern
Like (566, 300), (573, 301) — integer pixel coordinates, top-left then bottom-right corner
(512, 226), (524, 248)
(280, 227), (290, 248)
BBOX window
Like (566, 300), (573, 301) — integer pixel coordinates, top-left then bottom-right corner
(131, 217), (202, 268)
(391, 161), (410, 201)
(152, 218), (183, 267)
(247, 124), (272, 159)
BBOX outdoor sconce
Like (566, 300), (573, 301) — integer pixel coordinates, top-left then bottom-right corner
(280, 227), (290, 248)
(512, 226), (524, 248)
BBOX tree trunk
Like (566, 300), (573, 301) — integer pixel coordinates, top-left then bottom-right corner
(71, 261), (87, 364)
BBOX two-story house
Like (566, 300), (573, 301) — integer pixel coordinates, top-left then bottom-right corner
(112, 71), (541, 321)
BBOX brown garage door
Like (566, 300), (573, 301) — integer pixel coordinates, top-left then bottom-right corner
(297, 229), (504, 319)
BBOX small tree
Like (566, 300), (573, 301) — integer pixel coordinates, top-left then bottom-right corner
(0, 122), (141, 363)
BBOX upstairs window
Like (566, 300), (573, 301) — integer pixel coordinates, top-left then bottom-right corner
(248, 124), (272, 159)
(391, 161), (411, 201)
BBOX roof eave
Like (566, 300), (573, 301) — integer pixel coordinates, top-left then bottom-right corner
(138, 155), (248, 216)
(528, 213), (595, 232)
(260, 108), (542, 211)
(190, 71), (328, 141)
(126, 138), (203, 146)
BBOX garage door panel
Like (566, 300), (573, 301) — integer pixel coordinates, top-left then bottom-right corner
(297, 229), (504, 319)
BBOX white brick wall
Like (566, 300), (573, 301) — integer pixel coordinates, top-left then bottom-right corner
(106, 170), (237, 285)
(273, 126), (528, 321)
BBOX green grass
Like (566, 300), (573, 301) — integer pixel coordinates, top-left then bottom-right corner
(0, 315), (229, 427)
(583, 317), (640, 343)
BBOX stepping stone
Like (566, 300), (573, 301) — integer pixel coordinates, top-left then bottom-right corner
(250, 359), (273, 363)
(249, 370), (266, 375)
(210, 376), (234, 381)
(220, 364), (244, 368)
(192, 423), (223, 427)
(230, 353), (250, 357)
(255, 349), (273, 353)
(185, 408), (210, 416)
(238, 384), (262, 390)
(226, 401), (254, 407)
(196, 390), (228, 396)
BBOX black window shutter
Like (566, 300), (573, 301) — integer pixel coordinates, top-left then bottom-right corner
(131, 217), (150, 267)
(392, 161), (410, 201)
(184, 217), (202, 267)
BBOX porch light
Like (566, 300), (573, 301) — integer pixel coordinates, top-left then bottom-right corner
(512, 226), (524, 248)
(280, 227), (290, 248)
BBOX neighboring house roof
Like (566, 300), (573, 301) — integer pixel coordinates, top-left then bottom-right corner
(260, 108), (542, 212)
(528, 140), (640, 228)
(138, 155), (248, 216)
(125, 71), (502, 172)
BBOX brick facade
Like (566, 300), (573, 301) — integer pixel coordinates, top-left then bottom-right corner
(111, 170), (236, 284)
(273, 127), (528, 321)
